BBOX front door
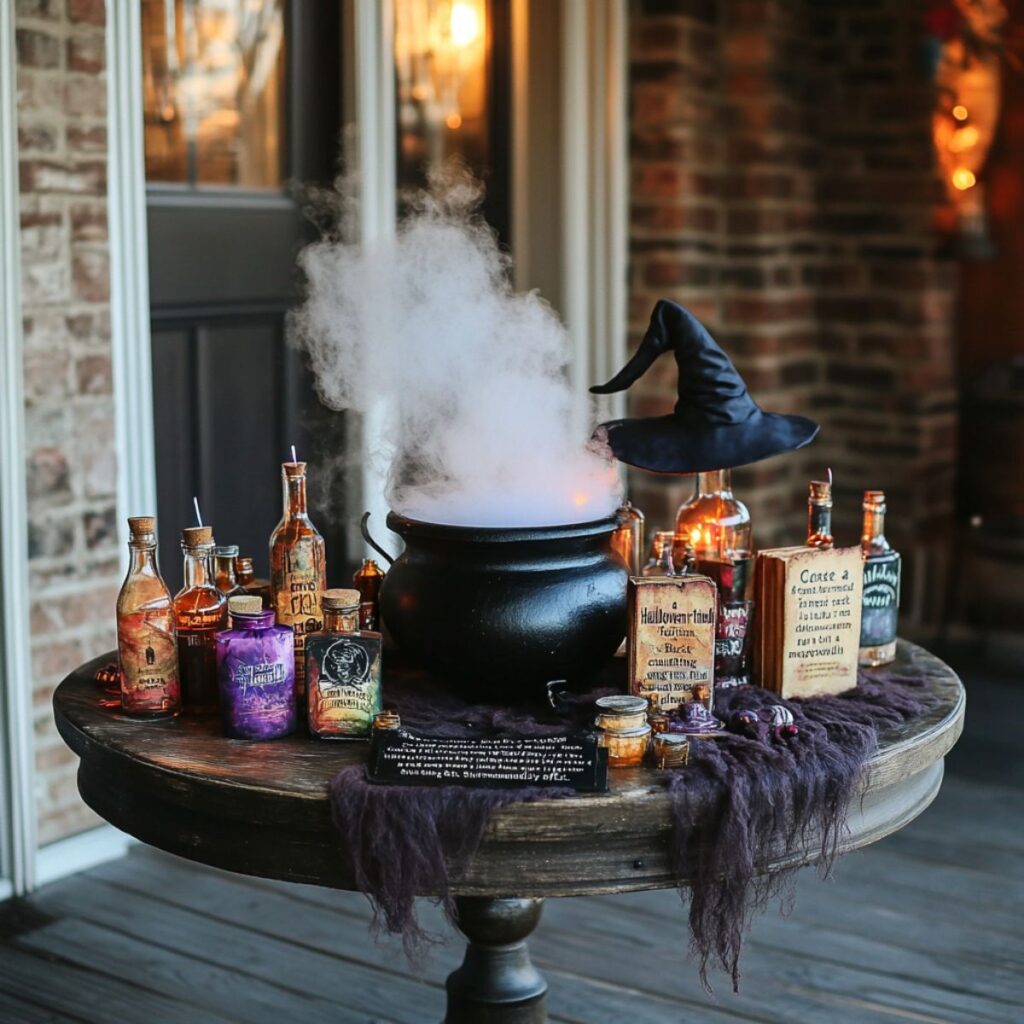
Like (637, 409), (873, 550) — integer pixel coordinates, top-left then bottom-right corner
(141, 0), (343, 590)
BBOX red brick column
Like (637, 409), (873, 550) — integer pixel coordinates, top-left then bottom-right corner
(17, 0), (116, 844)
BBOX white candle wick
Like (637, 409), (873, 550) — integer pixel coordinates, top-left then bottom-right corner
(827, 466), (833, 487)
(193, 496), (203, 526)
(291, 444), (297, 464)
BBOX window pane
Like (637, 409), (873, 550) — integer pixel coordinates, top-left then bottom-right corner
(142, 0), (286, 188)
(395, 0), (489, 193)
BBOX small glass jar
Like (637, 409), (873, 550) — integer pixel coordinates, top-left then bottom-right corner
(651, 733), (690, 769)
(373, 710), (401, 732)
(215, 597), (296, 740)
(594, 695), (652, 768)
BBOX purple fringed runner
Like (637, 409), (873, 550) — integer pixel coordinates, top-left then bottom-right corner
(328, 667), (938, 987)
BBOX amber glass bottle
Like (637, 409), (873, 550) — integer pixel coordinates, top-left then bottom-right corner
(234, 555), (272, 609)
(116, 516), (181, 718)
(214, 544), (243, 597)
(174, 525), (228, 714)
(806, 480), (834, 549)
(270, 461), (326, 698)
(674, 470), (752, 563)
(353, 558), (385, 631)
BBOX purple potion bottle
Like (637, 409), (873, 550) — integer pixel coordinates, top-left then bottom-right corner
(215, 595), (296, 740)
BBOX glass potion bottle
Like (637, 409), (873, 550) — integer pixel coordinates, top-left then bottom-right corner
(116, 516), (181, 718)
(235, 555), (273, 609)
(859, 491), (901, 667)
(353, 558), (386, 631)
(306, 589), (382, 739)
(215, 595), (296, 740)
(214, 544), (244, 597)
(674, 470), (752, 566)
(270, 460), (326, 700)
(174, 526), (228, 714)
(806, 479), (834, 549)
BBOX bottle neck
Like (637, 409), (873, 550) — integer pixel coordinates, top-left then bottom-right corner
(283, 474), (309, 519)
(215, 555), (238, 586)
(862, 508), (890, 553)
(696, 469), (731, 498)
(232, 611), (276, 631)
(128, 541), (159, 576)
(324, 608), (359, 632)
(807, 503), (833, 548)
(182, 547), (215, 589)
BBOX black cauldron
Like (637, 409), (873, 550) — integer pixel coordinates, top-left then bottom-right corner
(368, 511), (628, 701)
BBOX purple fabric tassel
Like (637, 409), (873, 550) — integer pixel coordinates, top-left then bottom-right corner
(328, 668), (938, 985)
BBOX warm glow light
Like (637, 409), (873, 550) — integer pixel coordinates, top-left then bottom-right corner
(949, 125), (979, 152)
(573, 492), (589, 508)
(952, 104), (969, 121)
(445, 111), (463, 130)
(450, 2), (480, 47)
(951, 167), (977, 190)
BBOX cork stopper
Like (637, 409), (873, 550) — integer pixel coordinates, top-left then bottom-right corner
(182, 525), (213, 546)
(322, 588), (361, 611)
(808, 480), (832, 503)
(234, 555), (254, 571)
(215, 544), (239, 558)
(864, 490), (885, 505)
(282, 461), (307, 478)
(127, 516), (156, 536)
(228, 595), (264, 615)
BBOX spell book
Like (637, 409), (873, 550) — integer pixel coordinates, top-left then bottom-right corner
(753, 546), (863, 698)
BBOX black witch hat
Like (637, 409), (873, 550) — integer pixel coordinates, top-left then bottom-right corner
(591, 300), (819, 474)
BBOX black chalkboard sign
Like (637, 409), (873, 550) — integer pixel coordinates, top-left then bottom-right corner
(367, 731), (609, 792)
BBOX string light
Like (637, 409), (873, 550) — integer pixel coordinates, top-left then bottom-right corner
(952, 104), (969, 121)
(951, 167), (977, 190)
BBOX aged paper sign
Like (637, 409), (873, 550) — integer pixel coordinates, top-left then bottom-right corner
(780, 546), (863, 698)
(628, 575), (717, 710)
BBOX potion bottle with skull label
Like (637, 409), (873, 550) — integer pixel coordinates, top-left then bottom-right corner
(305, 589), (382, 739)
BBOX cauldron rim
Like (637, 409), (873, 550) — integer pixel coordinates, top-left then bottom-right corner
(385, 510), (619, 544)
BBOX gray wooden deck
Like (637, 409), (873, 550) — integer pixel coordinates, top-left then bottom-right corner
(2, 646), (1021, 1024)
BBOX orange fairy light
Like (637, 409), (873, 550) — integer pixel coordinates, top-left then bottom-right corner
(952, 167), (977, 190)
(952, 104), (969, 121)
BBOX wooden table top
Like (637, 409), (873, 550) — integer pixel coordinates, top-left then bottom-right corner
(54, 640), (964, 898)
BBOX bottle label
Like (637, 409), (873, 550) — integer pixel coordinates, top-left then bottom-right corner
(118, 610), (179, 713)
(217, 634), (297, 740)
(860, 551), (900, 647)
(272, 542), (325, 693)
(714, 599), (753, 688)
(306, 634), (382, 737)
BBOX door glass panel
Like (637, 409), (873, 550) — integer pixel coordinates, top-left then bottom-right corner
(142, 0), (286, 188)
(395, 0), (489, 191)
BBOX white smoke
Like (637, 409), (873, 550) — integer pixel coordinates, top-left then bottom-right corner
(289, 172), (621, 528)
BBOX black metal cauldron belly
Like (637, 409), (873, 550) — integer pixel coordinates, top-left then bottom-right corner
(379, 512), (628, 701)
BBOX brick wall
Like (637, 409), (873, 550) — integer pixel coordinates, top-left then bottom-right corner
(628, 0), (957, 626)
(16, 0), (115, 844)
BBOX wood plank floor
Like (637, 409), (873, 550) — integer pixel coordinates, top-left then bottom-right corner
(2, 645), (1021, 1024)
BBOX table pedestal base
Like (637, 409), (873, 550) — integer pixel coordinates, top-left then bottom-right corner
(445, 897), (547, 1024)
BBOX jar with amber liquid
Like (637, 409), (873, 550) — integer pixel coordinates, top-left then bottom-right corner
(174, 525), (228, 714)
(214, 544), (244, 597)
(234, 555), (272, 609)
(270, 461), (326, 699)
(116, 516), (180, 718)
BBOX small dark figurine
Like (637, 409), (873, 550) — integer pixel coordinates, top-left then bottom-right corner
(728, 708), (761, 738)
(670, 700), (724, 736)
(768, 704), (800, 739)
(726, 704), (800, 742)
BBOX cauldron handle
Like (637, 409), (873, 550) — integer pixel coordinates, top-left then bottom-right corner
(360, 512), (396, 566)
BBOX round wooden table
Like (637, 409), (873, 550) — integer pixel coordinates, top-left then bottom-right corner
(54, 640), (963, 1024)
